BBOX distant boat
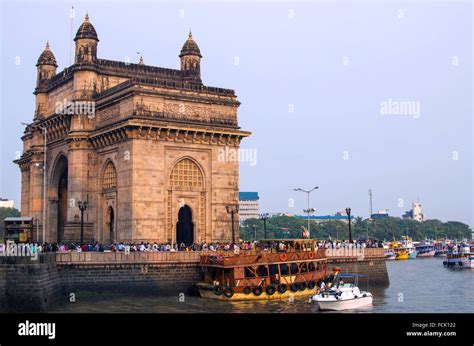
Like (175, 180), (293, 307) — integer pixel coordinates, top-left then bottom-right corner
(385, 251), (396, 260)
(407, 248), (417, 259)
(416, 245), (436, 257)
(394, 248), (409, 260)
(443, 243), (474, 269)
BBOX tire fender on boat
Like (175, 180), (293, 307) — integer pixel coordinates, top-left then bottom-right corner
(223, 287), (234, 298)
(266, 284), (277, 296)
(213, 285), (223, 296)
(253, 286), (263, 296)
(277, 284), (287, 294)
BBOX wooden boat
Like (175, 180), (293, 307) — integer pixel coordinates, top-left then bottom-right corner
(196, 239), (328, 301)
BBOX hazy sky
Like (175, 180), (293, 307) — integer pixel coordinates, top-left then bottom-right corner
(0, 1), (472, 226)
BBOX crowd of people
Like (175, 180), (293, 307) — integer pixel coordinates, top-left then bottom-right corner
(31, 238), (381, 254)
(317, 239), (382, 249)
(36, 241), (239, 253)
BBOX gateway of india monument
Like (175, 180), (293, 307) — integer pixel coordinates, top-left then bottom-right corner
(15, 14), (250, 245)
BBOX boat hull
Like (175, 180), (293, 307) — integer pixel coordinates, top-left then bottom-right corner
(314, 296), (373, 311)
(199, 287), (318, 301)
(417, 250), (436, 257)
(444, 256), (474, 269)
(395, 252), (409, 260)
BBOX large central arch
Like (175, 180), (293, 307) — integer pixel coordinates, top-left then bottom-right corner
(49, 154), (68, 243)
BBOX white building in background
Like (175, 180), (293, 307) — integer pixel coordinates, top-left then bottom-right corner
(239, 192), (260, 222)
(403, 201), (423, 222)
(0, 198), (15, 209)
(412, 202), (423, 222)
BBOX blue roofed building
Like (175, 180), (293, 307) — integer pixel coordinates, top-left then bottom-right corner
(238, 192), (260, 222)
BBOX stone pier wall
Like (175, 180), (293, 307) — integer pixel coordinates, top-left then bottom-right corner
(328, 258), (390, 286)
(56, 252), (202, 296)
(0, 254), (61, 312)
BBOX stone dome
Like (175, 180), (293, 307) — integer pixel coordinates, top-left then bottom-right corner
(36, 42), (58, 67)
(179, 32), (201, 58)
(74, 14), (99, 41)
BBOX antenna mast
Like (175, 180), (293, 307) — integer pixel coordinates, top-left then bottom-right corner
(368, 189), (373, 217)
(69, 6), (75, 65)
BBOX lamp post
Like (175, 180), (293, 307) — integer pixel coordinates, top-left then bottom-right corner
(294, 186), (318, 236)
(346, 208), (352, 243)
(259, 213), (269, 239)
(226, 204), (239, 244)
(78, 200), (88, 246)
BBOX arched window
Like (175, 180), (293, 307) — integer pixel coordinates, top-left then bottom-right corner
(170, 158), (203, 188)
(102, 162), (117, 190)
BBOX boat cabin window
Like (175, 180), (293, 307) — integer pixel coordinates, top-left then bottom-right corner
(290, 263), (298, 274)
(257, 265), (268, 277)
(280, 264), (289, 275)
(244, 267), (256, 278)
(269, 264), (279, 276)
(208, 267), (220, 281)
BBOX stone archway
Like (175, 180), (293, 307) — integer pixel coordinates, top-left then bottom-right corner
(49, 155), (68, 243)
(176, 205), (194, 245)
(168, 157), (206, 244)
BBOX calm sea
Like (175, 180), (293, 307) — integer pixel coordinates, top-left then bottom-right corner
(51, 257), (473, 313)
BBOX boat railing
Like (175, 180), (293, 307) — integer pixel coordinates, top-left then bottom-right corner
(199, 246), (320, 256)
(199, 247), (326, 266)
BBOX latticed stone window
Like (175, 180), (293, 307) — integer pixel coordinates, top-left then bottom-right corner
(102, 162), (117, 190)
(170, 158), (203, 188)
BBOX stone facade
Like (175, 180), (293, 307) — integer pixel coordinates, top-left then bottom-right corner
(15, 15), (250, 244)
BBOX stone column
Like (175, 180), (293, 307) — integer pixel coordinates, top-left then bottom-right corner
(65, 138), (94, 242)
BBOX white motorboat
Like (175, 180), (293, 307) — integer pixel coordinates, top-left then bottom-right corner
(309, 274), (373, 311)
(385, 251), (397, 260)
